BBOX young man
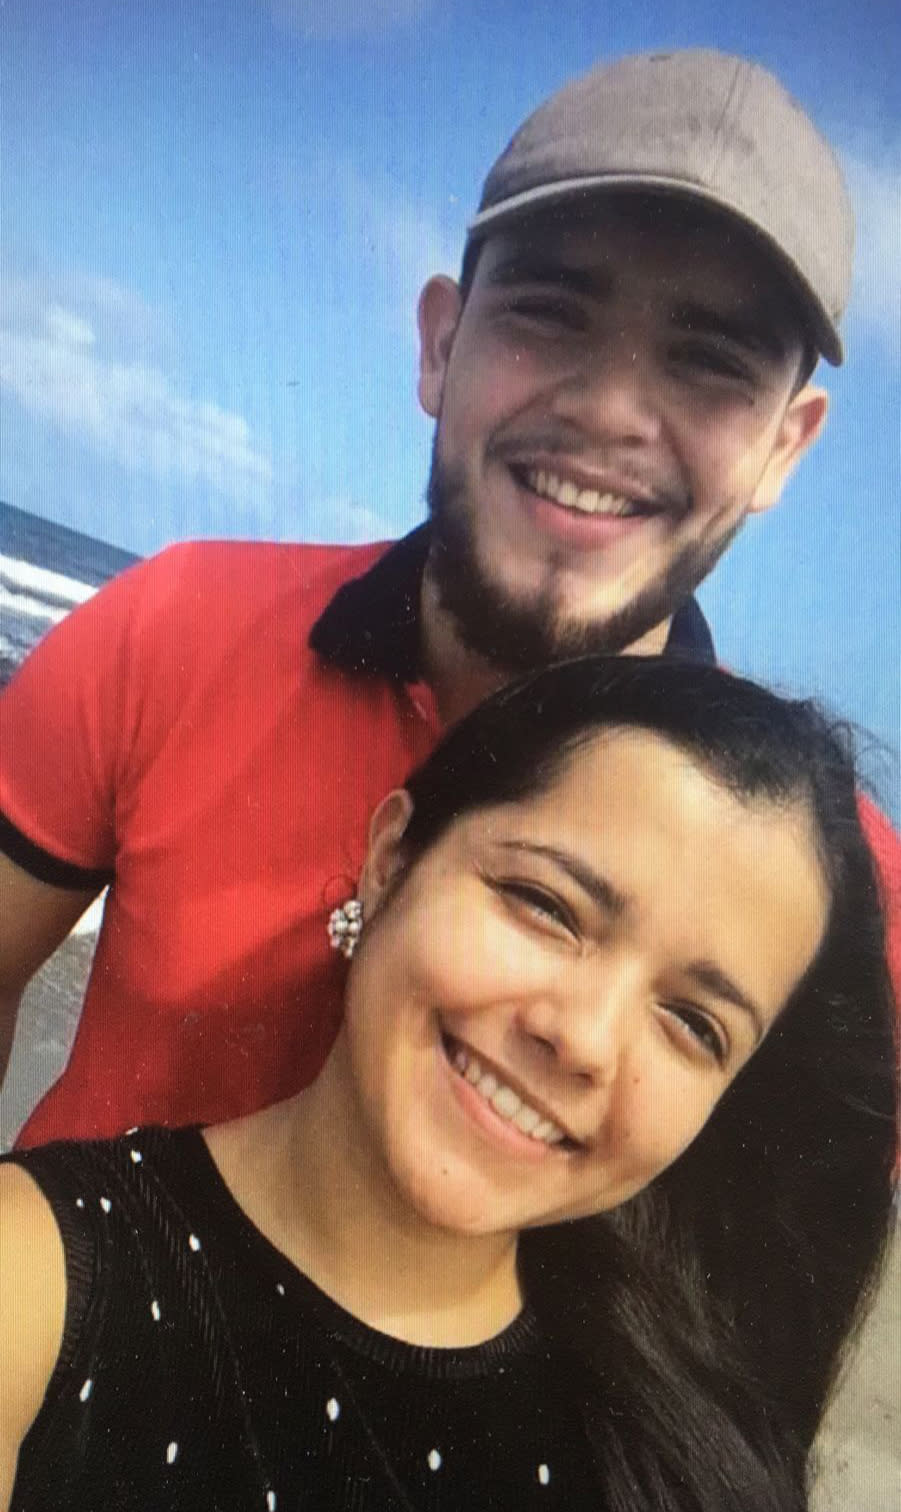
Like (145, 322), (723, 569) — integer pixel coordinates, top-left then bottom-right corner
(1, 49), (897, 1147)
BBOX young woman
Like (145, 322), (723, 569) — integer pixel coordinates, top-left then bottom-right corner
(1, 658), (896, 1512)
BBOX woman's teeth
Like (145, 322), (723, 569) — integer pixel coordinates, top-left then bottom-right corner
(449, 1041), (567, 1146)
(524, 467), (636, 517)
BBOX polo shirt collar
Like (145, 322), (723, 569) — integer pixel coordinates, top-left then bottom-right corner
(310, 523), (716, 680)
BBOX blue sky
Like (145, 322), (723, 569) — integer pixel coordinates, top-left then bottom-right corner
(1, 0), (898, 791)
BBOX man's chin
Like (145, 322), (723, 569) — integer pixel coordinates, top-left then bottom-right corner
(426, 449), (737, 672)
(430, 555), (675, 670)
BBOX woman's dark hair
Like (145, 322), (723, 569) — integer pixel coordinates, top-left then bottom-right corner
(399, 656), (897, 1512)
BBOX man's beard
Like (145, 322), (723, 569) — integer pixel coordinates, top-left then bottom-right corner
(426, 448), (741, 674)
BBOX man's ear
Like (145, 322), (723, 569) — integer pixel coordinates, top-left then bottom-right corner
(749, 384), (828, 515)
(417, 276), (463, 419)
(357, 789), (415, 916)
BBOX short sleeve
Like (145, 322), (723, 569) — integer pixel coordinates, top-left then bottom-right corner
(0, 546), (196, 879)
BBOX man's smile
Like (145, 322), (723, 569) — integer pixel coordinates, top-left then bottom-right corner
(522, 467), (649, 518)
(499, 458), (681, 554)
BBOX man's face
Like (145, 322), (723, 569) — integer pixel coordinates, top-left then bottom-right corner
(418, 201), (827, 669)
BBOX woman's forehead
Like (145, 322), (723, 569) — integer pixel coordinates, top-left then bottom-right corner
(459, 725), (823, 888)
(453, 728), (829, 1021)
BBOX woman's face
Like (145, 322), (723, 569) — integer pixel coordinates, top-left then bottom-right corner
(342, 729), (829, 1238)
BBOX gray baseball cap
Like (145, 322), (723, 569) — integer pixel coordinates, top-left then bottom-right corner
(468, 50), (853, 365)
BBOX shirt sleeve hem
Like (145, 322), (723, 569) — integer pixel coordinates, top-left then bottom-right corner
(0, 811), (113, 891)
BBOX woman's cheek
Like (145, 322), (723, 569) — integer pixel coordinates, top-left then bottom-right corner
(623, 1059), (719, 1173)
(409, 897), (535, 1000)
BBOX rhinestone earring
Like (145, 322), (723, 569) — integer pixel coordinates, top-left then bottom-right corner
(327, 898), (363, 959)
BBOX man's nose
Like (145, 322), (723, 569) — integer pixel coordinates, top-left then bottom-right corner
(517, 954), (641, 1084)
(550, 343), (663, 449)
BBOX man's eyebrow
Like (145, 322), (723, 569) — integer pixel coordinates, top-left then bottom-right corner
(483, 256), (612, 301)
(670, 299), (787, 361)
(684, 960), (765, 1044)
(496, 841), (628, 918)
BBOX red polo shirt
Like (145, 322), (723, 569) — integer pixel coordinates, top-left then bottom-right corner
(1, 534), (448, 1145)
(1, 529), (897, 1147)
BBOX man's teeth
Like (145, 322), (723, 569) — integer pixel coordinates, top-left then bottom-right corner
(525, 467), (636, 517)
(450, 1042), (567, 1146)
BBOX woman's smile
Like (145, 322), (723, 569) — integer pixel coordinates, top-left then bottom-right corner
(440, 1031), (580, 1160)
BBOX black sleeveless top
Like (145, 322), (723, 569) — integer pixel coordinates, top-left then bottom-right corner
(8, 1127), (603, 1510)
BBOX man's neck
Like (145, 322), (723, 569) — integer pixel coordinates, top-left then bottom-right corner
(419, 569), (512, 725)
(420, 561), (672, 727)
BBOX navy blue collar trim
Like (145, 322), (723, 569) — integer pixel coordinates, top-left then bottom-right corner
(310, 524), (716, 680)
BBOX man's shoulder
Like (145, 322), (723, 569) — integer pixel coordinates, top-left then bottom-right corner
(856, 794), (901, 994)
(133, 536), (394, 601)
(857, 793), (901, 892)
(87, 536), (398, 644)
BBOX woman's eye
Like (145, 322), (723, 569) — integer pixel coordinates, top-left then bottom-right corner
(663, 1002), (727, 1064)
(496, 881), (577, 935)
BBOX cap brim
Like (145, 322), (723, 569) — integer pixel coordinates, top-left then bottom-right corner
(467, 174), (842, 366)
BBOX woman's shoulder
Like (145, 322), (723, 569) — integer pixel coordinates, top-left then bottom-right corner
(0, 1127), (216, 1506)
(0, 1160), (67, 1504)
(4, 1126), (204, 1222)
(0, 1128), (192, 1384)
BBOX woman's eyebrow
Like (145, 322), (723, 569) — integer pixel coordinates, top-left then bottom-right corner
(495, 840), (628, 918)
(684, 960), (765, 1044)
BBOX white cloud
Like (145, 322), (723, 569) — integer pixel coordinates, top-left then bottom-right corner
(337, 157), (458, 310)
(267, 0), (432, 41)
(46, 305), (95, 348)
(303, 495), (395, 543)
(841, 140), (901, 356)
(1, 272), (169, 358)
(0, 278), (273, 507)
(275, 150), (461, 344)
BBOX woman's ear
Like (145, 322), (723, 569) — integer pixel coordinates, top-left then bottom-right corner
(357, 789), (415, 915)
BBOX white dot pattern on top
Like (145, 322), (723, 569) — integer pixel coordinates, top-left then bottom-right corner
(7, 1126), (602, 1510)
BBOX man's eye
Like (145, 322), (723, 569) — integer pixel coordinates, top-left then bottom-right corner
(670, 343), (751, 382)
(502, 296), (585, 330)
(663, 1001), (727, 1064)
(496, 881), (577, 935)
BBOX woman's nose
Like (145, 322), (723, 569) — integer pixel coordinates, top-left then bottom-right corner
(517, 956), (641, 1083)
